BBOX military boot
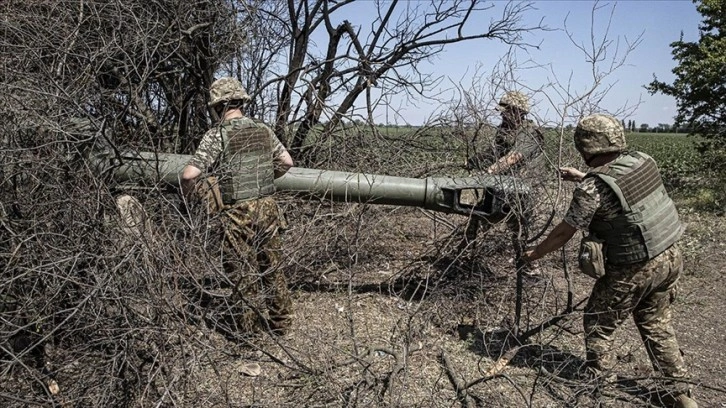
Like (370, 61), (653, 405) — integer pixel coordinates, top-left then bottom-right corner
(670, 394), (698, 408)
(658, 392), (698, 408)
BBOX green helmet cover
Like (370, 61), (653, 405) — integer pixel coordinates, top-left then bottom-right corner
(208, 77), (251, 107)
(497, 91), (530, 114)
(574, 113), (626, 155)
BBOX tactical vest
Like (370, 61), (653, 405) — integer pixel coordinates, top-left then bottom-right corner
(493, 120), (543, 160)
(493, 127), (515, 158)
(587, 152), (682, 265)
(218, 118), (275, 204)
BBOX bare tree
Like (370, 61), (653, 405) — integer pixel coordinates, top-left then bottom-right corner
(216, 0), (545, 164)
(1, 0), (245, 153)
(0, 1), (251, 405)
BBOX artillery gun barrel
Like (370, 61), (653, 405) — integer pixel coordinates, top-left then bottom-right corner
(274, 167), (428, 206)
(89, 150), (528, 221)
(94, 151), (189, 186)
(275, 167), (519, 221)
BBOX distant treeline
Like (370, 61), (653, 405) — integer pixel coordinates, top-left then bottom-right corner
(331, 120), (694, 134)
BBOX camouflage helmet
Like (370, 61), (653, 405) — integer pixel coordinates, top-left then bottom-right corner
(208, 77), (251, 107)
(574, 114), (626, 155)
(496, 91), (530, 114)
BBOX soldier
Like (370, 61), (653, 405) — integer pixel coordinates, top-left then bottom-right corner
(467, 91), (543, 176)
(464, 91), (545, 277)
(523, 114), (697, 408)
(180, 77), (294, 335)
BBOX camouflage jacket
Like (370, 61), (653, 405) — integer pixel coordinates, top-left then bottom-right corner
(188, 117), (287, 172)
(468, 119), (544, 174)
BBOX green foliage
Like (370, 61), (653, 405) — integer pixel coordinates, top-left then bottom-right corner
(646, 0), (726, 170)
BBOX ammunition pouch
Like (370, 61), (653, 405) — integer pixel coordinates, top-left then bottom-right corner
(578, 234), (605, 279)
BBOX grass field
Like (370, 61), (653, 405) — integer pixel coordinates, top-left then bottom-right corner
(626, 132), (702, 178)
(313, 125), (720, 211)
(626, 132), (723, 212)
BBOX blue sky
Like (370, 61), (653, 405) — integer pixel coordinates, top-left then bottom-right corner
(322, 1), (702, 127)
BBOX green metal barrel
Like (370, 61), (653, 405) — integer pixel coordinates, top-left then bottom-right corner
(89, 150), (528, 221)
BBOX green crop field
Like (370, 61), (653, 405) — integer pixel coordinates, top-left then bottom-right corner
(311, 125), (720, 210)
(626, 132), (723, 211)
(626, 132), (702, 179)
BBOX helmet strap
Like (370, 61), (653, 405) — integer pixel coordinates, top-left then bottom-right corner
(501, 109), (526, 127)
(213, 104), (227, 121)
(585, 152), (619, 167)
(584, 154), (597, 167)
(227, 100), (245, 110)
(210, 106), (221, 122)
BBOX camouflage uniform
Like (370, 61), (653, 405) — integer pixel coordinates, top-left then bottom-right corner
(465, 92), (544, 270)
(565, 115), (691, 399)
(565, 178), (687, 387)
(468, 120), (544, 174)
(187, 80), (292, 334)
(467, 91), (543, 175)
(217, 197), (292, 333)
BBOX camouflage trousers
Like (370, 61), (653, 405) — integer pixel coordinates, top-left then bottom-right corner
(462, 192), (535, 274)
(462, 156), (536, 261)
(584, 244), (688, 391)
(193, 177), (293, 335)
(217, 196), (292, 335)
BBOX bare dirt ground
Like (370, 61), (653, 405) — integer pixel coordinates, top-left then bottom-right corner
(168, 203), (726, 408)
(673, 209), (726, 407)
(10, 194), (720, 407)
